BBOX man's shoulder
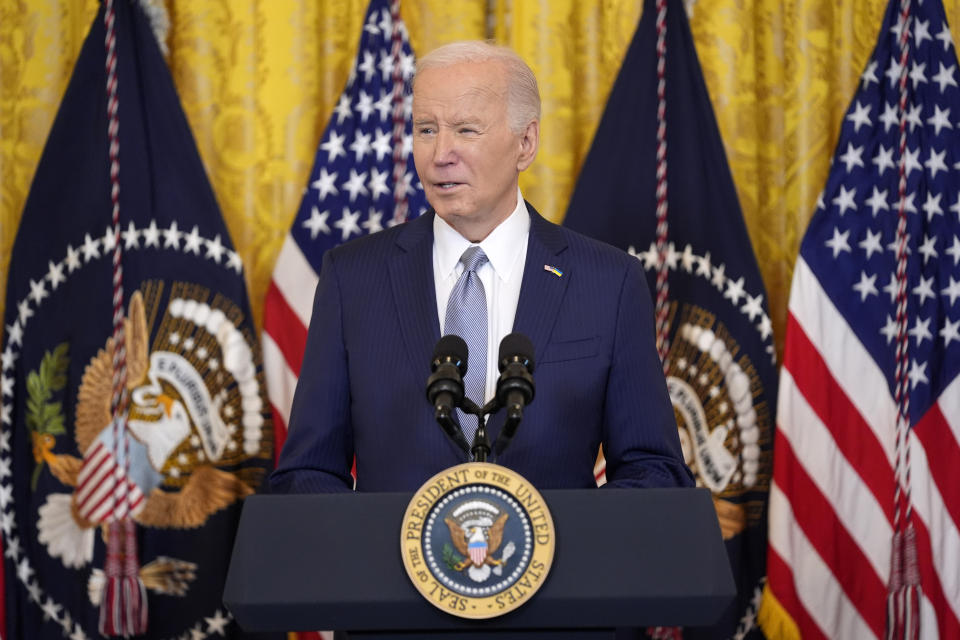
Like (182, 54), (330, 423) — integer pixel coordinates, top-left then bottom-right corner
(561, 225), (637, 263)
(326, 211), (432, 265)
(530, 209), (640, 274)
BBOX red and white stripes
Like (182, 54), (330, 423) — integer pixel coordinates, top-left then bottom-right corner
(263, 237), (317, 454)
(767, 258), (960, 640)
(75, 442), (146, 524)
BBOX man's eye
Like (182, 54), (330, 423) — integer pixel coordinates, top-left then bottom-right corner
(418, 127), (435, 135)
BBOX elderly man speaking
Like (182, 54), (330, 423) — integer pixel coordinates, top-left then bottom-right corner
(270, 41), (692, 493)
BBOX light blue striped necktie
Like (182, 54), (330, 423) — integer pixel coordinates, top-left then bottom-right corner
(444, 246), (488, 446)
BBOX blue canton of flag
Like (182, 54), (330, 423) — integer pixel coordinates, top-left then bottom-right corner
(263, 0), (428, 455)
(803, 0), (960, 423)
(293, 3), (426, 269)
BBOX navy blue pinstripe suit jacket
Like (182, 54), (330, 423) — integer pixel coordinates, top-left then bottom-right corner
(269, 206), (693, 492)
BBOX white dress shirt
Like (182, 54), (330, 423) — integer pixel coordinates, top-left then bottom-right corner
(433, 188), (530, 403)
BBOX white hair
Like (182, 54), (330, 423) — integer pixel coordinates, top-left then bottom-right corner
(414, 40), (541, 134)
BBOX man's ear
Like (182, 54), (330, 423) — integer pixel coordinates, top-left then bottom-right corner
(516, 119), (540, 171)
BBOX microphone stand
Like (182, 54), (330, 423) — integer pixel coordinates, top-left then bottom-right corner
(460, 398), (507, 462)
(472, 416), (490, 462)
(459, 398), (488, 462)
(428, 335), (534, 463)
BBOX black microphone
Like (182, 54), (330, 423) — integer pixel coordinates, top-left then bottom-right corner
(426, 335), (471, 453)
(494, 333), (535, 454)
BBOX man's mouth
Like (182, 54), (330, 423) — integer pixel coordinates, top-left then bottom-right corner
(435, 182), (463, 190)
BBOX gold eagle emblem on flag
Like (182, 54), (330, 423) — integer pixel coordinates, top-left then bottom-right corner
(35, 281), (268, 595)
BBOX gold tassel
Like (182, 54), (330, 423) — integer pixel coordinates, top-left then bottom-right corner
(757, 583), (801, 640)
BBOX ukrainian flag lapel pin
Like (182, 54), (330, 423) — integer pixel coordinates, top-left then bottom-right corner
(543, 264), (563, 278)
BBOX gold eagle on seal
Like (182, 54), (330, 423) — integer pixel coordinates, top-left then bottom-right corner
(445, 512), (508, 570)
(36, 285), (266, 596)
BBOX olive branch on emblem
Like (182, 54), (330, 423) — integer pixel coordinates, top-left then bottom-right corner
(442, 543), (465, 571)
(25, 343), (69, 489)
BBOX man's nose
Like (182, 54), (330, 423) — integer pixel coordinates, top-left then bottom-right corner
(433, 128), (457, 164)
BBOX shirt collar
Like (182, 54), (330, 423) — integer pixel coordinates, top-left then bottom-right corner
(433, 187), (530, 282)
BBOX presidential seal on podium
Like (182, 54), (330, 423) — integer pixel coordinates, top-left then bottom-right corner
(401, 462), (555, 619)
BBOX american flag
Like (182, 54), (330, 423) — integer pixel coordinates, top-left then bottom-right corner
(765, 0), (960, 638)
(262, 0), (428, 459)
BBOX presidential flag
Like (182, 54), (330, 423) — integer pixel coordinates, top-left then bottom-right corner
(564, 0), (776, 637)
(761, 0), (960, 637)
(262, 0), (428, 459)
(0, 1), (273, 637)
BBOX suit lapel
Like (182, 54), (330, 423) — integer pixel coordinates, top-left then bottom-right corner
(388, 212), (441, 380)
(490, 206), (570, 449)
(512, 206), (570, 363)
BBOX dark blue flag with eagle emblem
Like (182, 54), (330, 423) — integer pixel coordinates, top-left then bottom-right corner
(565, 0), (777, 638)
(0, 1), (275, 638)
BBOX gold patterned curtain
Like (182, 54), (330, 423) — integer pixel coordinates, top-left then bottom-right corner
(3, 0), (960, 361)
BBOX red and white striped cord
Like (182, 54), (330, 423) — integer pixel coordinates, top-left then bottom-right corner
(888, 1), (921, 638)
(101, 0), (147, 635)
(653, 0), (671, 369)
(389, 0), (410, 225)
(650, 5), (679, 637)
(892, 0), (914, 542)
(104, 0), (128, 521)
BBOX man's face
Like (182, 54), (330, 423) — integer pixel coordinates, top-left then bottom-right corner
(412, 60), (538, 240)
